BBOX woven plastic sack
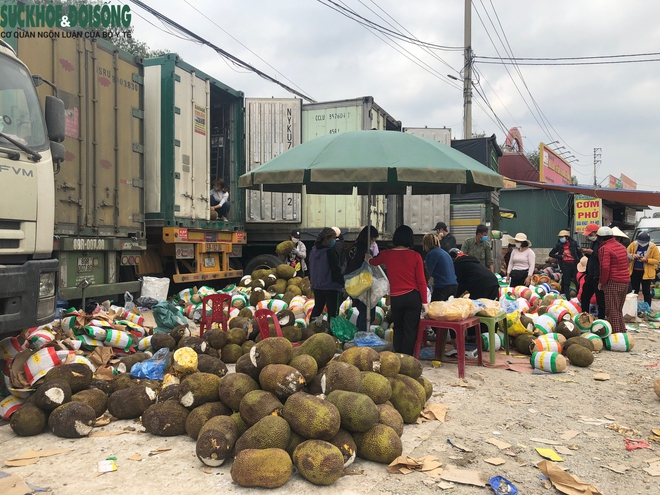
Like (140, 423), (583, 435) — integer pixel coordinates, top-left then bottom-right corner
(344, 262), (374, 297)
(141, 276), (170, 302)
(330, 316), (358, 343)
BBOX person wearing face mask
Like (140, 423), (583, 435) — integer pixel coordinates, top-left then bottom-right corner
(506, 233), (535, 287)
(309, 228), (344, 325)
(627, 232), (660, 306)
(345, 226), (379, 332)
(580, 223), (606, 318)
(434, 221), (456, 252)
(278, 229), (307, 276)
(549, 229), (581, 299)
(460, 224), (494, 272)
(597, 226), (630, 333)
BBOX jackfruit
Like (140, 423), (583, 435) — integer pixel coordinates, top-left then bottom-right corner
(282, 292), (295, 305)
(185, 401), (232, 439)
(259, 364), (306, 400)
(555, 320), (581, 339)
(227, 327), (247, 345)
(116, 352), (151, 374)
(269, 280), (287, 295)
(282, 391), (341, 440)
(329, 428), (357, 466)
(353, 424), (402, 463)
(196, 415), (239, 467)
(43, 363), (92, 393)
(241, 340), (256, 354)
(143, 401), (190, 436)
(231, 448), (292, 488)
(196, 354), (228, 378)
(239, 390), (283, 426)
(326, 390), (380, 433)
(339, 346), (381, 372)
(229, 316), (249, 330)
(71, 388), (108, 418)
(221, 343), (243, 363)
(173, 347), (199, 374)
(107, 384), (158, 419)
(286, 285), (303, 296)
(276, 264), (296, 280)
(378, 351), (401, 377)
(396, 354), (423, 378)
(10, 404), (47, 436)
(90, 378), (112, 397)
(152, 332), (177, 351)
(377, 403), (404, 437)
(320, 361), (362, 394)
(235, 353), (261, 381)
(293, 440), (345, 486)
(288, 277), (303, 287)
(515, 334), (536, 355)
(234, 415), (291, 453)
(48, 401), (96, 438)
(359, 371), (393, 404)
(281, 325), (302, 343)
(178, 372), (221, 409)
(566, 344), (594, 367)
(250, 288), (266, 307)
(178, 336), (209, 355)
(250, 278), (266, 289)
(158, 384), (180, 402)
(231, 411), (249, 437)
(170, 324), (191, 343)
(251, 268), (266, 280)
(288, 354), (318, 383)
(250, 337), (293, 370)
(34, 379), (72, 411)
(216, 373), (259, 412)
(563, 336), (595, 354)
(307, 318), (330, 334)
(416, 376), (433, 401)
(388, 375), (426, 424)
(290, 333), (337, 370)
(286, 430), (306, 456)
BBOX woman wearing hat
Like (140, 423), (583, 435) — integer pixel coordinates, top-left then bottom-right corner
(506, 233), (536, 288)
(575, 256), (588, 302)
(627, 232), (660, 306)
(549, 230), (581, 299)
(597, 226), (630, 334)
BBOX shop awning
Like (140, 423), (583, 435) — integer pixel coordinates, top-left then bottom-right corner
(511, 180), (660, 208)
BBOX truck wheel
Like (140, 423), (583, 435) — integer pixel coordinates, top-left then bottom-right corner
(244, 254), (281, 275)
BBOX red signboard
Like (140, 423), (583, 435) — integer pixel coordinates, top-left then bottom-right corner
(620, 174), (637, 190)
(607, 175), (618, 188)
(539, 144), (572, 185)
(178, 228), (188, 241)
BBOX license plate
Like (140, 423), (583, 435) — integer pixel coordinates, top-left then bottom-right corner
(204, 257), (216, 268)
(78, 256), (93, 273)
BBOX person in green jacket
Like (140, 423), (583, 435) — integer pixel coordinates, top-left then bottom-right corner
(460, 224), (494, 272)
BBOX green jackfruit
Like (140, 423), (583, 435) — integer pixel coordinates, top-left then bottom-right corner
(326, 390), (379, 433)
(563, 336), (594, 354)
(152, 332), (177, 351)
(329, 428), (357, 466)
(282, 392), (341, 440)
(234, 415), (291, 453)
(320, 361), (362, 394)
(231, 448), (292, 488)
(178, 372), (221, 409)
(288, 354), (318, 383)
(286, 285), (303, 296)
(359, 371), (392, 404)
(259, 364), (306, 400)
(235, 353), (261, 381)
(269, 280), (287, 295)
(217, 373), (259, 411)
(221, 343), (243, 363)
(339, 346), (381, 372)
(34, 379), (71, 411)
(276, 264), (296, 279)
(556, 320), (581, 339)
(281, 325), (302, 343)
(108, 384), (157, 419)
(10, 404), (47, 436)
(416, 376), (433, 401)
(158, 384), (180, 402)
(239, 390), (283, 426)
(396, 354), (423, 378)
(229, 316), (249, 330)
(177, 336), (208, 354)
(286, 430), (306, 456)
(89, 378), (112, 397)
(293, 440), (345, 486)
(196, 415), (239, 467)
(227, 327), (247, 345)
(231, 411), (249, 438)
(196, 354), (228, 378)
(288, 277), (303, 287)
(515, 334), (536, 355)
(143, 401), (190, 436)
(290, 333), (337, 368)
(277, 309), (296, 327)
(377, 403), (404, 437)
(250, 337), (293, 370)
(378, 351), (401, 377)
(43, 363), (92, 393)
(116, 352), (151, 374)
(388, 376), (425, 424)
(185, 401), (232, 439)
(48, 401), (96, 438)
(250, 288), (266, 307)
(71, 388), (108, 418)
(353, 424), (402, 463)
(566, 344), (594, 367)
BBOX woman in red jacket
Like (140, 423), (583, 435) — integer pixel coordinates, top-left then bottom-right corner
(367, 225), (428, 355)
(597, 226), (631, 333)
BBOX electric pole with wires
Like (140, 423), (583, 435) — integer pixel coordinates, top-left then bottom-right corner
(463, 0), (473, 139)
(593, 147), (602, 186)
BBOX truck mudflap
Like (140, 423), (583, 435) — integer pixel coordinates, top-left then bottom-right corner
(0, 259), (59, 337)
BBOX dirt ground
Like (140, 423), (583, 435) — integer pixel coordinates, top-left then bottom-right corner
(2, 321), (660, 495)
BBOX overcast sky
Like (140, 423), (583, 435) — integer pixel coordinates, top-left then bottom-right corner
(127, 0), (660, 192)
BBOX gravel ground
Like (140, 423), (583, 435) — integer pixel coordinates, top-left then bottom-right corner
(2, 323), (660, 495)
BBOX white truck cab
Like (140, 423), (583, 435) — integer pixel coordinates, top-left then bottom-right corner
(0, 39), (65, 336)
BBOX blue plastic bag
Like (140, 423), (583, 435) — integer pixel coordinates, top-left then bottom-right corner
(638, 302), (652, 315)
(353, 331), (387, 347)
(130, 348), (170, 380)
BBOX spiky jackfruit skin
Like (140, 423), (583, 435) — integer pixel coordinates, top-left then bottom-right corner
(281, 392), (341, 440)
(353, 423), (403, 463)
(234, 415), (291, 453)
(231, 448), (292, 488)
(293, 440), (345, 486)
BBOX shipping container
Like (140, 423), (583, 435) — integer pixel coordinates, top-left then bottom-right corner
(13, 29), (146, 300)
(451, 135), (501, 173)
(300, 97), (401, 239)
(141, 55), (246, 284)
(402, 127), (452, 235)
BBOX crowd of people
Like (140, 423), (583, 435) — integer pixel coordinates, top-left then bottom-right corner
(296, 218), (657, 356)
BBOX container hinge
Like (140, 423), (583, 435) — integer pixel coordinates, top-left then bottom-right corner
(132, 108), (144, 119)
(174, 139), (181, 147)
(132, 213), (145, 222)
(173, 73), (181, 82)
(132, 143), (144, 153)
(174, 172), (181, 179)
(174, 205), (181, 212)
(132, 73), (144, 85)
(132, 178), (145, 188)
(174, 106), (181, 115)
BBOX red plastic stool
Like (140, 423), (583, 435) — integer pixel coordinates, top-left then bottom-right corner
(199, 294), (231, 338)
(413, 317), (483, 379)
(254, 309), (301, 348)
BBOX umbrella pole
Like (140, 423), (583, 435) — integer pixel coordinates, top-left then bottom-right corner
(366, 183), (372, 332)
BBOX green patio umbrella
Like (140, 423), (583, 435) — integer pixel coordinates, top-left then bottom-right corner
(238, 130), (503, 329)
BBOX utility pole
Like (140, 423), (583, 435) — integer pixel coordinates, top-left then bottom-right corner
(463, 0), (472, 139)
(593, 148), (602, 187)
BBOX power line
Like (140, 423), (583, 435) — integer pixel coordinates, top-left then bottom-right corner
(476, 58), (660, 66)
(476, 51), (660, 61)
(182, 0), (312, 96)
(128, 0), (317, 102)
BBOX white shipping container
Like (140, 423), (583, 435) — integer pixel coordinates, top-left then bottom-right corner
(403, 127), (451, 146)
(245, 98), (302, 222)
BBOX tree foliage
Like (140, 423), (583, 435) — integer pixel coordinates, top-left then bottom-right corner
(525, 149), (540, 170)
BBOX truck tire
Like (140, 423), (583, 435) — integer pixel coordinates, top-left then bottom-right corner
(244, 254), (281, 275)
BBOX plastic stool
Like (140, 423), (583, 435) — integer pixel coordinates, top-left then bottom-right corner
(477, 311), (510, 365)
(413, 317), (482, 379)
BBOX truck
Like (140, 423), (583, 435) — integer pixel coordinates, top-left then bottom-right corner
(0, 39), (65, 335)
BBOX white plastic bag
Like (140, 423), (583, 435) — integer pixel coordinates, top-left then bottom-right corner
(140, 276), (170, 302)
(356, 266), (390, 308)
(622, 292), (638, 318)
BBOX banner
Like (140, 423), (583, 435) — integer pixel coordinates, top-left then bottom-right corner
(574, 195), (601, 233)
(539, 143), (572, 185)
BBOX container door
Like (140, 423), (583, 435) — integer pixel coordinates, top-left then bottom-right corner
(174, 66), (210, 220)
(404, 191), (451, 234)
(450, 203), (486, 246)
(245, 98), (301, 223)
